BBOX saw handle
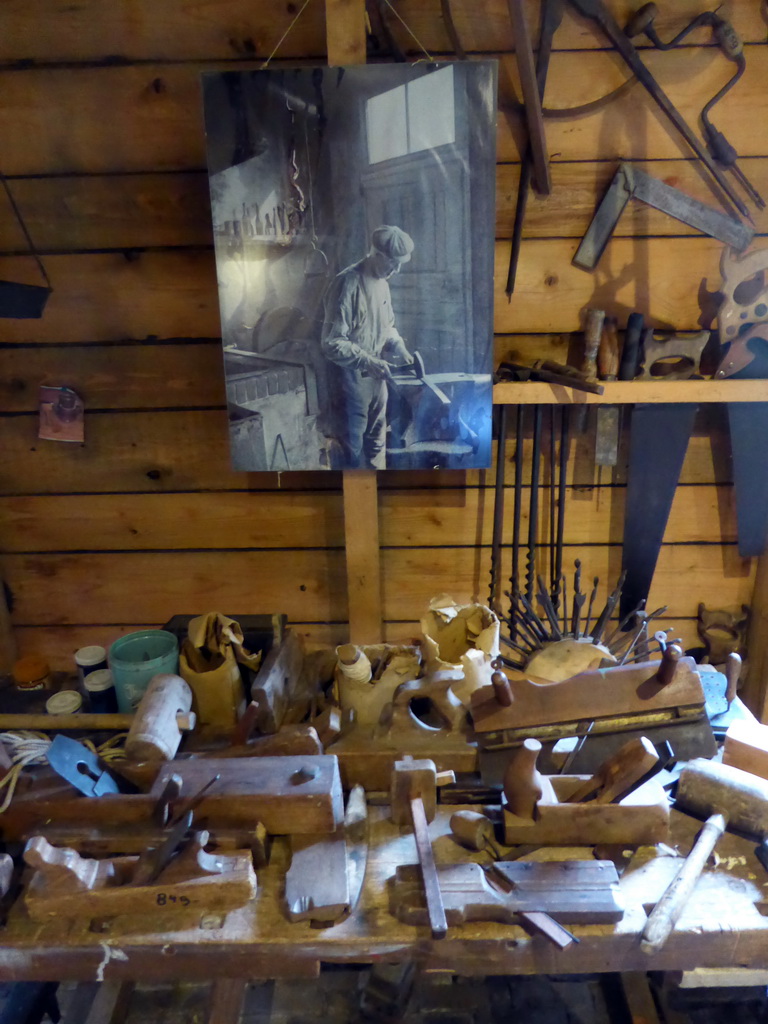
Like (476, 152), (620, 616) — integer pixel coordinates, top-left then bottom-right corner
(582, 309), (606, 379)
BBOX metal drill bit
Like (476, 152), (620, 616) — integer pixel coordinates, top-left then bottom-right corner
(536, 574), (563, 639)
(590, 570), (627, 645)
(583, 575), (600, 638)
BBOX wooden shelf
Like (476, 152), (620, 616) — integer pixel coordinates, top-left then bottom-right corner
(493, 380), (768, 405)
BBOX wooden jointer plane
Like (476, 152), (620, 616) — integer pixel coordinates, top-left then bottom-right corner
(470, 647), (710, 751)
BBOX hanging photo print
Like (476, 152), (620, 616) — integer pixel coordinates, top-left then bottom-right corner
(202, 61), (497, 472)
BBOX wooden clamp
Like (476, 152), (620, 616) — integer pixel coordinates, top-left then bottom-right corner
(22, 834), (257, 922)
(390, 757), (455, 939)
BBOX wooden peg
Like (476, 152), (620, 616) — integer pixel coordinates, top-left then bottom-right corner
(655, 645), (682, 687)
(491, 671), (513, 707)
(725, 651), (742, 704)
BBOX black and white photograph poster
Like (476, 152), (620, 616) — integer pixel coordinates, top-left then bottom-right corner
(202, 61), (497, 472)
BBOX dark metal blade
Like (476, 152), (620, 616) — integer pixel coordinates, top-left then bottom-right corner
(620, 403), (697, 619)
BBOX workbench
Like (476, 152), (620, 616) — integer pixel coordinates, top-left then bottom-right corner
(1, 806), (766, 985)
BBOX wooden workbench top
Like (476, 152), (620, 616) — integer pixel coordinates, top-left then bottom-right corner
(1, 807), (766, 982)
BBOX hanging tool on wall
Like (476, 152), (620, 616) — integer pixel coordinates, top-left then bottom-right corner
(595, 316), (621, 469)
(624, 3), (764, 211)
(505, 0), (563, 297)
(489, 405), (508, 614)
(620, 401), (697, 619)
(573, 163), (754, 272)
(565, 0), (751, 218)
(714, 248), (768, 556)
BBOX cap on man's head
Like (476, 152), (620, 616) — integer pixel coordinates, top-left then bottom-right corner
(371, 225), (414, 263)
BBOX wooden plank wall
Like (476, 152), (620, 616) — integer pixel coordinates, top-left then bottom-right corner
(0, 0), (766, 670)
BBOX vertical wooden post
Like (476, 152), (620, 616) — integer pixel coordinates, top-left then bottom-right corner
(746, 555), (768, 722)
(0, 579), (16, 674)
(325, 0), (383, 644)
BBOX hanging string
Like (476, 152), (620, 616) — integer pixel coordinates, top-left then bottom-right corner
(379, 0), (434, 61)
(260, 0), (313, 69)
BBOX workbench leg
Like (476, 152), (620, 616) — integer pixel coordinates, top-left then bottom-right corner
(618, 972), (661, 1024)
(83, 981), (133, 1024)
(207, 980), (247, 1024)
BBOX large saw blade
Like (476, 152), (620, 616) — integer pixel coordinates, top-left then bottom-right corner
(620, 402), (697, 619)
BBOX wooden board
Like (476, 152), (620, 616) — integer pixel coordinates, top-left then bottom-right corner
(0, 414), (733, 494)
(2, 0), (766, 63)
(0, 237), (748, 344)
(723, 720), (768, 780)
(0, 544), (754, 626)
(1, 49), (768, 174)
(2, 160), (768, 255)
(0, 807), (767, 980)
(0, 480), (739, 551)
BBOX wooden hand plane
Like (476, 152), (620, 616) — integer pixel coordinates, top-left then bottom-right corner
(389, 860), (624, 929)
(22, 833), (256, 922)
(470, 653), (706, 748)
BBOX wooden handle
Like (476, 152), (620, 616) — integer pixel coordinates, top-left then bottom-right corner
(450, 810), (496, 853)
(598, 316), (620, 381)
(725, 651), (742, 704)
(503, 738), (545, 819)
(125, 674), (194, 761)
(583, 309), (606, 378)
(0, 711), (196, 733)
(640, 813), (725, 955)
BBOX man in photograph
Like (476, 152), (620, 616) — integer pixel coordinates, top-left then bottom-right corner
(321, 224), (415, 469)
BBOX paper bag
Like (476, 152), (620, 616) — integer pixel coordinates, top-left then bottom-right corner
(179, 612), (262, 728)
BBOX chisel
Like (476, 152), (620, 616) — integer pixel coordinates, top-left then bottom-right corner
(595, 316), (621, 467)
